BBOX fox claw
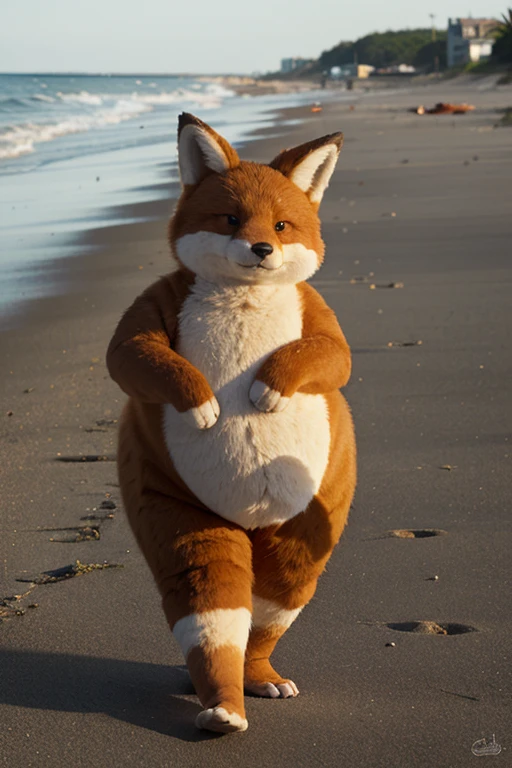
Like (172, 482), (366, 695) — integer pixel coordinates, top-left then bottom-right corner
(245, 680), (299, 698)
(182, 396), (220, 429)
(250, 381), (289, 413)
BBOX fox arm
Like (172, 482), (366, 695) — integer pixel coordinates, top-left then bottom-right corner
(251, 283), (351, 407)
(106, 278), (214, 411)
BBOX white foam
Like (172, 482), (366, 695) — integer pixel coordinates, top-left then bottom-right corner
(31, 93), (56, 103)
(127, 85), (234, 109)
(57, 90), (104, 105)
(0, 139), (35, 159)
(0, 101), (151, 160)
(0, 83), (235, 162)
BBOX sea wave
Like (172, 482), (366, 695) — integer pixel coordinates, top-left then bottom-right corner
(31, 93), (56, 103)
(127, 84), (234, 108)
(57, 90), (104, 105)
(53, 83), (234, 108)
(0, 96), (33, 109)
(0, 102), (151, 160)
(0, 83), (235, 161)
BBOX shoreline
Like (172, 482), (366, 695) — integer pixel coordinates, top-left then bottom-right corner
(0, 86), (325, 326)
(1, 79), (511, 766)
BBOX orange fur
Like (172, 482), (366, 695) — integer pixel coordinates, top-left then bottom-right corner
(170, 162), (325, 257)
(178, 112), (240, 183)
(107, 113), (356, 732)
(253, 282), (352, 398)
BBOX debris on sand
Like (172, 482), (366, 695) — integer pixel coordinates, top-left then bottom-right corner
(350, 275), (370, 284)
(412, 103), (475, 116)
(55, 454), (116, 462)
(80, 497), (117, 522)
(369, 282), (404, 290)
(81, 512), (114, 522)
(0, 587), (36, 622)
(0, 605), (26, 619)
(47, 526), (101, 543)
(99, 499), (116, 510)
(3, 556), (122, 621)
(387, 340), (423, 347)
(17, 560), (122, 585)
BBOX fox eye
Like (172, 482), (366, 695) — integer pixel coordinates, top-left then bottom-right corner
(227, 215), (240, 227)
(275, 221), (286, 232)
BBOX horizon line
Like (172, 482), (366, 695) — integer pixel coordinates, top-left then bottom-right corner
(0, 70), (255, 78)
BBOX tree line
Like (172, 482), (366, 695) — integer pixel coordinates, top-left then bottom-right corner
(309, 12), (512, 74)
(317, 29), (447, 72)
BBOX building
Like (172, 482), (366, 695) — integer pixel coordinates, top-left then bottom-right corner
(447, 18), (498, 67)
(330, 63), (375, 79)
(374, 63), (416, 74)
(280, 57), (313, 74)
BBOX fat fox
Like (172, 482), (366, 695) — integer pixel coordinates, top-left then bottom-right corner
(107, 113), (356, 733)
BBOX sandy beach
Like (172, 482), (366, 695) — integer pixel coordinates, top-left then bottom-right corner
(1, 77), (511, 766)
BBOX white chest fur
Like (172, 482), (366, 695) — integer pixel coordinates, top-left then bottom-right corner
(163, 279), (331, 529)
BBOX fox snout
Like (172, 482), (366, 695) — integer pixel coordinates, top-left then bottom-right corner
(228, 239), (282, 271)
(251, 242), (273, 259)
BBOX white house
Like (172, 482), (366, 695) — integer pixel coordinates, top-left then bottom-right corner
(447, 18), (498, 67)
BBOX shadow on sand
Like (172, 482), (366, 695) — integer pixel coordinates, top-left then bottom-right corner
(0, 648), (221, 742)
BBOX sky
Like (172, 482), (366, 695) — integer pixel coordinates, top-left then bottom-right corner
(0, 0), (505, 74)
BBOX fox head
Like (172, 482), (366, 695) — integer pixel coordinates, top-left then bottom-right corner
(169, 113), (343, 285)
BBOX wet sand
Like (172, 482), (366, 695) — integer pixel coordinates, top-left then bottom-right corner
(1, 79), (511, 766)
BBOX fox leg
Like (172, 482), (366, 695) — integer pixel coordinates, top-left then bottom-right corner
(246, 491), (351, 699)
(244, 588), (316, 698)
(126, 490), (253, 732)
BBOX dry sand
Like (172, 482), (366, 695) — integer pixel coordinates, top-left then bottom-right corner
(1, 78), (511, 767)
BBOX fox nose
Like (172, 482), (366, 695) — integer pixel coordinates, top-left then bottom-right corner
(251, 242), (274, 259)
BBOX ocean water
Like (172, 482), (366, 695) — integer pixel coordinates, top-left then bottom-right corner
(0, 73), (327, 323)
(0, 74), (235, 165)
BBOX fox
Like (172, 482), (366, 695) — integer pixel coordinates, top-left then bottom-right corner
(106, 112), (356, 734)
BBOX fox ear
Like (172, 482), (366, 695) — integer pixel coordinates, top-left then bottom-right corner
(177, 113), (240, 186)
(269, 133), (343, 204)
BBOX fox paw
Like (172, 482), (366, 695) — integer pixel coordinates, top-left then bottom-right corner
(195, 706), (248, 733)
(245, 679), (299, 698)
(181, 396), (220, 430)
(250, 381), (289, 413)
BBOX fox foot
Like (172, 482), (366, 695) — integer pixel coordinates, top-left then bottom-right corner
(244, 658), (299, 699)
(245, 679), (299, 698)
(195, 706), (248, 734)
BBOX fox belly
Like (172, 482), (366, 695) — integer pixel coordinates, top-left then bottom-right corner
(163, 385), (330, 529)
(162, 280), (331, 529)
